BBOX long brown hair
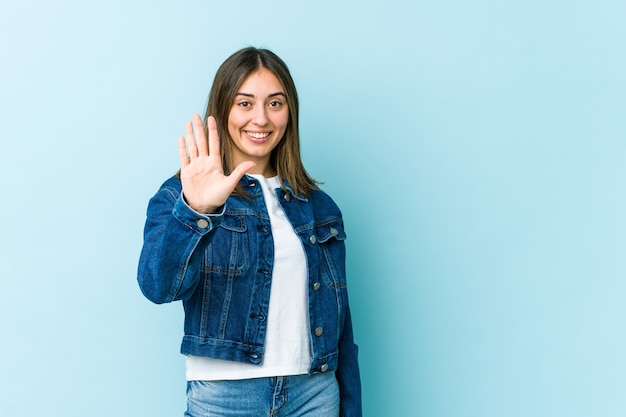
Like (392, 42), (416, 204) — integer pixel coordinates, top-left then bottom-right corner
(204, 47), (318, 197)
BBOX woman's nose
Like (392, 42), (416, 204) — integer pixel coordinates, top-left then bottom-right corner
(252, 106), (269, 126)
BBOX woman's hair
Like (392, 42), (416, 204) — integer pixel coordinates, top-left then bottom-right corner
(204, 47), (318, 197)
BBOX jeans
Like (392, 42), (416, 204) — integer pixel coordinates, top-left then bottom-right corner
(185, 372), (340, 417)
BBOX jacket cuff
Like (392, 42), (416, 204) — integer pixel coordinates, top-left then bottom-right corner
(172, 192), (225, 234)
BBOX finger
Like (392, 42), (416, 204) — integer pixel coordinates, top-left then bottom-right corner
(185, 120), (198, 158)
(192, 114), (208, 156)
(228, 160), (256, 185)
(206, 116), (220, 157)
(177, 136), (190, 168)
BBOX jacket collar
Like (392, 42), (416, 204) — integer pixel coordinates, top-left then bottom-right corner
(280, 179), (309, 202)
(241, 174), (309, 202)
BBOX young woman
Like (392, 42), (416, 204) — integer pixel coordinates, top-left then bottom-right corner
(138, 47), (362, 417)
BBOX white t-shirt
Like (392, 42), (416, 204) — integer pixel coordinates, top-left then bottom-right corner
(186, 175), (311, 380)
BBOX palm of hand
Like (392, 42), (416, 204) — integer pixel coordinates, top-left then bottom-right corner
(178, 114), (255, 214)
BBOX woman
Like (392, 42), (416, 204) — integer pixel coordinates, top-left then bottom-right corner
(138, 47), (361, 417)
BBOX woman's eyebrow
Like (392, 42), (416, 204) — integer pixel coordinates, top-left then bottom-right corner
(235, 92), (286, 98)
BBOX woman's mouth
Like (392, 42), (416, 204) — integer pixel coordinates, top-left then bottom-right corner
(245, 131), (271, 143)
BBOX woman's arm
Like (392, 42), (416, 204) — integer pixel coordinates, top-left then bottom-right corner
(336, 302), (363, 417)
(137, 114), (255, 304)
(137, 181), (223, 304)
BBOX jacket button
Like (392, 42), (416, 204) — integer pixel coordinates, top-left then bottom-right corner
(309, 235), (317, 244)
(313, 282), (321, 291)
(284, 193), (291, 202)
(315, 327), (324, 336)
(330, 227), (338, 235)
(320, 364), (329, 373)
(197, 219), (209, 229)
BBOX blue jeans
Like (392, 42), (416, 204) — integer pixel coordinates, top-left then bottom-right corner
(185, 372), (340, 417)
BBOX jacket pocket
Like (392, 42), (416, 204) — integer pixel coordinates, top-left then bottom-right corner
(204, 214), (249, 275)
(315, 221), (347, 244)
(314, 220), (347, 289)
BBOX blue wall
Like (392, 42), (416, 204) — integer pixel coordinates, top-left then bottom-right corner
(1, 1), (625, 415)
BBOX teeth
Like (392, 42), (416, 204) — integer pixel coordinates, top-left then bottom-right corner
(247, 131), (270, 139)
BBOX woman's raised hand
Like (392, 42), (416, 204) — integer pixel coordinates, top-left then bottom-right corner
(178, 114), (255, 214)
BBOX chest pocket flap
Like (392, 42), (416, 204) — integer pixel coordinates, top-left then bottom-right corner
(219, 213), (247, 232)
(314, 220), (346, 243)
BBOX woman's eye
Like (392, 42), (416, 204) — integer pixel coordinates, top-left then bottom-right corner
(238, 101), (251, 108)
(269, 101), (282, 108)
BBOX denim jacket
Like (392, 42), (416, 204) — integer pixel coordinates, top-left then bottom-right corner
(137, 174), (362, 417)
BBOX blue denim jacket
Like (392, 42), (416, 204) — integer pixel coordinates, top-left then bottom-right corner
(138, 174), (362, 417)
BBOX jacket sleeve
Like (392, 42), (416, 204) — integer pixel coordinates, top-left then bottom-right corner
(336, 302), (363, 417)
(137, 181), (224, 304)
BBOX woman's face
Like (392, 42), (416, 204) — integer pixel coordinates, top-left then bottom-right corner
(227, 68), (289, 176)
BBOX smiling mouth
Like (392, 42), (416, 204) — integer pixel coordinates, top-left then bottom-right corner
(245, 131), (271, 142)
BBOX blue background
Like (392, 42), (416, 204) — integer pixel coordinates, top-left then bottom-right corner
(1, 0), (625, 415)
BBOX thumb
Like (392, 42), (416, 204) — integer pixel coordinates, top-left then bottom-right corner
(228, 160), (256, 184)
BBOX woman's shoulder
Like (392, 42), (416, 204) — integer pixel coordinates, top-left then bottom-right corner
(159, 174), (182, 190)
(151, 174), (182, 202)
(307, 187), (343, 218)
